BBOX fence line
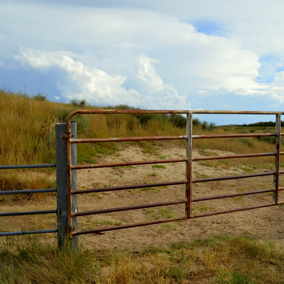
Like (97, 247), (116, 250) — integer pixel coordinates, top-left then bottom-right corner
(0, 109), (282, 251)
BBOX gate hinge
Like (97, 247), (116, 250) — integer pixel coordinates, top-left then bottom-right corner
(64, 226), (75, 234)
(62, 133), (74, 140)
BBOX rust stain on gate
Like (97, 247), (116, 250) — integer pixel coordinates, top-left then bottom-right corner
(64, 110), (284, 237)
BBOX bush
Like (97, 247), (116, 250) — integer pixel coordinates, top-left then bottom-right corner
(169, 114), (187, 128)
(54, 109), (90, 136)
(32, 93), (48, 102)
(201, 121), (208, 131)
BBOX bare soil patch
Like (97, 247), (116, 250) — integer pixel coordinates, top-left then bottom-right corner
(2, 142), (284, 251)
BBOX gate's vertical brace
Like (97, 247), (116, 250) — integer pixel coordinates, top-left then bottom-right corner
(56, 121), (77, 249)
(71, 123), (78, 251)
(186, 111), (193, 218)
(274, 113), (281, 204)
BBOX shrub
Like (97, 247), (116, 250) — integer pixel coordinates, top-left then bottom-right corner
(32, 93), (48, 101)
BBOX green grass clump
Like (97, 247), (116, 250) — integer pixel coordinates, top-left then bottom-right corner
(0, 235), (93, 284)
(152, 165), (166, 169)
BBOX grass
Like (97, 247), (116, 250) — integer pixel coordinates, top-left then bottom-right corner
(2, 233), (284, 283)
(152, 164), (166, 169)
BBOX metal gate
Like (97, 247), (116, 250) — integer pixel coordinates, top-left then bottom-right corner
(64, 110), (283, 240)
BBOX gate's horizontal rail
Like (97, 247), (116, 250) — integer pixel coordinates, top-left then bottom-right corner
(0, 188), (57, 195)
(71, 200), (186, 217)
(70, 135), (186, 143)
(71, 159), (187, 170)
(192, 203), (274, 218)
(71, 217), (187, 236)
(71, 180), (187, 195)
(192, 188), (274, 202)
(0, 164), (56, 169)
(193, 133), (277, 139)
(193, 152), (276, 162)
(192, 172), (275, 183)
(0, 210), (57, 217)
(0, 229), (58, 237)
(66, 109), (283, 119)
(192, 110), (283, 115)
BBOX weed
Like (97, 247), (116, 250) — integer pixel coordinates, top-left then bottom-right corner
(201, 173), (209, 178)
(152, 165), (166, 169)
(198, 204), (213, 212)
(159, 208), (175, 218)
(162, 223), (176, 230)
(232, 196), (243, 201)
(151, 172), (158, 177)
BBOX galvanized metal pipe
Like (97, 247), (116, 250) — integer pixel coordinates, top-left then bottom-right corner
(70, 158), (186, 170)
(192, 188), (274, 202)
(71, 217), (187, 236)
(0, 210), (57, 217)
(71, 200), (186, 217)
(0, 229), (57, 237)
(71, 180), (187, 195)
(0, 164), (56, 169)
(192, 172), (275, 183)
(0, 188), (57, 195)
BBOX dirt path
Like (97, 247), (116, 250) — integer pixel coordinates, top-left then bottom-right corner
(2, 143), (284, 251)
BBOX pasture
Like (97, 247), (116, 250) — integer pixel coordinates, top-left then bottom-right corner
(1, 90), (284, 283)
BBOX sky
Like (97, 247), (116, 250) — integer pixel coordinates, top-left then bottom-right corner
(1, 0), (284, 125)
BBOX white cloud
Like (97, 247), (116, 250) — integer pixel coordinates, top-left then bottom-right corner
(17, 52), (141, 106)
(136, 55), (189, 109)
(3, 1), (284, 109)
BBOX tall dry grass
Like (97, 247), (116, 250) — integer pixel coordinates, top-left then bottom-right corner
(0, 89), (281, 192)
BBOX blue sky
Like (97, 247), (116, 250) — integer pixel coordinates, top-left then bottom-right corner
(1, 0), (284, 125)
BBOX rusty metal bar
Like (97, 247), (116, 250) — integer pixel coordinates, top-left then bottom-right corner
(192, 203), (274, 218)
(274, 114), (281, 205)
(71, 180), (187, 195)
(193, 152), (275, 162)
(70, 158), (186, 170)
(192, 188), (274, 202)
(192, 110), (282, 115)
(193, 133), (276, 139)
(70, 135), (186, 144)
(192, 172), (274, 183)
(185, 111), (192, 219)
(71, 200), (186, 217)
(71, 216), (187, 236)
(66, 125), (73, 233)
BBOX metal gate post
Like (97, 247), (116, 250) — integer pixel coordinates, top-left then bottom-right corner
(56, 121), (77, 250)
(274, 113), (281, 204)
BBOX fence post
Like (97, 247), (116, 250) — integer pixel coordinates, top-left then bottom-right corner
(274, 113), (281, 204)
(56, 121), (77, 250)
